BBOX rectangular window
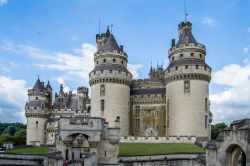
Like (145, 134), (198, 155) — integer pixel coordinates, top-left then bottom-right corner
(135, 119), (140, 128)
(101, 99), (105, 111)
(205, 116), (208, 128)
(205, 98), (208, 112)
(196, 65), (199, 69)
(36, 121), (38, 125)
(135, 106), (140, 115)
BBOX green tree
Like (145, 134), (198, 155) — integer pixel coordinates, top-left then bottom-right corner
(0, 134), (14, 146)
(13, 129), (26, 146)
(211, 123), (227, 140)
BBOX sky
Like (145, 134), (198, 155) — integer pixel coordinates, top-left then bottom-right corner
(0, 0), (250, 124)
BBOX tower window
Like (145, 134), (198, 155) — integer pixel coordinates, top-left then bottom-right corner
(175, 67), (178, 70)
(51, 134), (53, 137)
(135, 106), (140, 115)
(185, 65), (188, 69)
(109, 70), (112, 73)
(191, 53), (194, 57)
(103, 59), (106, 63)
(94, 71), (96, 75)
(36, 121), (38, 125)
(205, 98), (208, 112)
(101, 70), (103, 74)
(204, 66), (207, 71)
(113, 59), (116, 62)
(101, 99), (105, 111)
(205, 115), (208, 128)
(34, 107), (37, 110)
(96, 61), (98, 64)
(172, 57), (174, 61)
(35, 97), (38, 100)
(135, 119), (140, 128)
(196, 65), (199, 69)
(200, 54), (202, 58)
(121, 60), (124, 65)
(180, 54), (183, 58)
(118, 71), (121, 74)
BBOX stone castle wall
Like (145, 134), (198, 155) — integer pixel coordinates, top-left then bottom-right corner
(166, 80), (209, 138)
(91, 83), (130, 136)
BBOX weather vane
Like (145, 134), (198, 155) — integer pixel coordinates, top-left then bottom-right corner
(184, 0), (188, 22)
(110, 24), (113, 33)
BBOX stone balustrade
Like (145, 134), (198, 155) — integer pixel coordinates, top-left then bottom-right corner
(120, 136), (196, 144)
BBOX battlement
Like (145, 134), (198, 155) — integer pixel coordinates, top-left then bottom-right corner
(169, 43), (206, 53)
(94, 50), (127, 57)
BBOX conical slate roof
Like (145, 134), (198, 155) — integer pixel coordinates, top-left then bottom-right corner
(177, 28), (197, 46)
(45, 81), (52, 90)
(100, 34), (121, 51)
(33, 78), (44, 90)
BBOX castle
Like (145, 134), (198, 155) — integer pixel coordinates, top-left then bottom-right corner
(25, 20), (213, 164)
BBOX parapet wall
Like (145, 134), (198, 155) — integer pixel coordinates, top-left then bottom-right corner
(120, 136), (196, 144)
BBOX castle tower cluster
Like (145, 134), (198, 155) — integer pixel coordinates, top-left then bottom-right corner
(25, 20), (213, 151)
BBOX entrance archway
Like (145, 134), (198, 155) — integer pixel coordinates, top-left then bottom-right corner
(226, 144), (246, 166)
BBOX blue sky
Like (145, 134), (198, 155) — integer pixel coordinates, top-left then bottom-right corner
(0, 0), (250, 124)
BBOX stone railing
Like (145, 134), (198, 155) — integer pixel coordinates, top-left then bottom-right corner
(120, 136), (196, 144)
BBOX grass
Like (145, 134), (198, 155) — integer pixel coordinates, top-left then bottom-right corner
(118, 143), (205, 157)
(5, 146), (49, 155)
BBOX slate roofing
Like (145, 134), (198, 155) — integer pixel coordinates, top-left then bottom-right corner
(33, 78), (44, 90)
(177, 26), (197, 46)
(48, 151), (63, 159)
(92, 63), (130, 73)
(239, 124), (250, 130)
(100, 34), (121, 52)
(26, 101), (48, 107)
(130, 88), (166, 95)
(231, 119), (250, 125)
(45, 81), (52, 90)
(167, 58), (211, 69)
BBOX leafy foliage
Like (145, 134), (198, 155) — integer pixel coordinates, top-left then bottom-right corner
(0, 123), (26, 146)
(211, 123), (227, 140)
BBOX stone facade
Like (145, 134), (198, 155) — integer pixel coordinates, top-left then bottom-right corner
(24, 21), (213, 165)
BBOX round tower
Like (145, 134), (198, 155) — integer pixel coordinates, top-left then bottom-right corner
(25, 78), (50, 146)
(89, 28), (132, 136)
(165, 21), (212, 139)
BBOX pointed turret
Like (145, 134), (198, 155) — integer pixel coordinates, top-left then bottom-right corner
(60, 84), (63, 94)
(100, 34), (121, 52)
(33, 78), (44, 90)
(45, 81), (52, 91)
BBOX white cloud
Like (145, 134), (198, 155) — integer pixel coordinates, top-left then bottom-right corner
(0, 0), (7, 6)
(1, 41), (143, 84)
(243, 46), (250, 54)
(202, 17), (218, 27)
(0, 76), (27, 123)
(210, 63), (250, 124)
(127, 64), (143, 79)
